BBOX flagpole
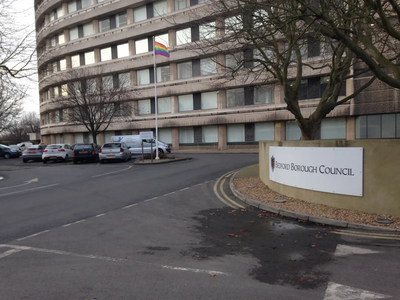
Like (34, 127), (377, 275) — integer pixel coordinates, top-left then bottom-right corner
(153, 36), (159, 160)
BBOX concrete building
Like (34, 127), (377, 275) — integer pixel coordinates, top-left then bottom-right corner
(35, 0), (400, 151)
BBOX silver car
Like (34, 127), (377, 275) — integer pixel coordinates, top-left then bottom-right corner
(99, 142), (131, 163)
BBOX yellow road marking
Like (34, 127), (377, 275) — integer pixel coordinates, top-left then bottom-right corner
(333, 229), (400, 237)
(213, 170), (244, 209)
(331, 230), (400, 240)
(213, 180), (237, 209)
(219, 177), (245, 209)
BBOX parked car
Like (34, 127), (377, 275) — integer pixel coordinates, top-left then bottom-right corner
(42, 144), (73, 163)
(72, 143), (100, 164)
(99, 142), (131, 163)
(17, 142), (33, 151)
(22, 145), (47, 162)
(9, 145), (23, 156)
(110, 135), (171, 154)
(0, 144), (20, 159)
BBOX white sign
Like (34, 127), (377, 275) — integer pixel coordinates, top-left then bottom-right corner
(140, 131), (153, 140)
(269, 147), (363, 196)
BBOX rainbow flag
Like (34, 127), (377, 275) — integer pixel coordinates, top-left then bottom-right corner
(154, 41), (170, 58)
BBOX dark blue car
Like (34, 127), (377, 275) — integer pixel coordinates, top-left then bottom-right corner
(0, 144), (20, 158)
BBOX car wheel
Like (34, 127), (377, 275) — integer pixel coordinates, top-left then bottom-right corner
(100, 160), (104, 164)
(23, 159), (27, 163)
(43, 161), (47, 164)
(4, 153), (10, 159)
(73, 160), (77, 164)
(158, 149), (164, 154)
(64, 155), (69, 162)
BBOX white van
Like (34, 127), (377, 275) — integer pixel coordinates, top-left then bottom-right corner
(17, 142), (33, 151)
(110, 135), (171, 155)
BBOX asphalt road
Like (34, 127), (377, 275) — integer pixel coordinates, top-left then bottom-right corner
(0, 155), (399, 300)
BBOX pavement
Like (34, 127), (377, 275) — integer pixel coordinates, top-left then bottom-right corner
(230, 164), (399, 232)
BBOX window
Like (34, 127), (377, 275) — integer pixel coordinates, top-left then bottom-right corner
(157, 97), (171, 113)
(286, 121), (301, 140)
(179, 127), (194, 144)
(102, 75), (114, 90)
(201, 91), (217, 109)
(117, 13), (127, 27)
(81, 0), (91, 8)
(134, 6), (147, 22)
(255, 123), (274, 141)
(137, 69), (150, 85)
(84, 51), (95, 65)
(200, 58), (217, 75)
(119, 72), (131, 88)
(58, 33), (65, 45)
(61, 84), (68, 96)
(175, 0), (188, 10)
(177, 62), (192, 79)
(53, 86), (59, 97)
(254, 85), (274, 104)
(71, 54), (80, 68)
(101, 47), (112, 61)
(153, 0), (167, 17)
(135, 38), (149, 54)
(117, 43), (129, 58)
(157, 65), (170, 82)
(202, 126), (218, 143)
(321, 118), (346, 139)
(50, 10), (56, 22)
(179, 94), (193, 111)
(68, 1), (77, 13)
(227, 124), (245, 142)
(100, 18), (110, 32)
(70, 27), (79, 40)
(86, 78), (97, 93)
(155, 34), (169, 47)
(356, 114), (400, 139)
(57, 6), (64, 18)
(298, 76), (345, 100)
(52, 62), (58, 73)
(253, 48), (274, 65)
(50, 37), (57, 48)
(227, 88), (245, 107)
(159, 128), (172, 144)
(226, 52), (243, 70)
(200, 22), (216, 40)
(83, 23), (93, 36)
(55, 110), (60, 123)
(60, 59), (67, 71)
(176, 28), (191, 45)
(225, 16), (242, 35)
(138, 99), (151, 115)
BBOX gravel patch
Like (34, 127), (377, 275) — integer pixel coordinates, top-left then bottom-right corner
(234, 177), (400, 230)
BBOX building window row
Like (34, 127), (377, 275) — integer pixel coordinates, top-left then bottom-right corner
(356, 113), (400, 139)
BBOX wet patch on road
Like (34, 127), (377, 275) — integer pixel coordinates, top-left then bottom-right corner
(186, 207), (340, 289)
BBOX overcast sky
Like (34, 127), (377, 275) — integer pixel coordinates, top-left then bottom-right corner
(13, 0), (40, 115)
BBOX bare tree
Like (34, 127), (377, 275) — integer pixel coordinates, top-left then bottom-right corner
(1, 112), (40, 143)
(57, 68), (133, 144)
(186, 0), (375, 139)
(297, 0), (400, 89)
(0, 77), (25, 133)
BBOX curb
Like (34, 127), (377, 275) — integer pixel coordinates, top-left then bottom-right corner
(133, 157), (192, 165)
(229, 170), (399, 232)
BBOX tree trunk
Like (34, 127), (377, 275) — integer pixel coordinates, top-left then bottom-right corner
(92, 132), (98, 145)
(298, 119), (321, 140)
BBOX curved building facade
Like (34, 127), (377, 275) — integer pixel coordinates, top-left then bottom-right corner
(35, 0), (400, 150)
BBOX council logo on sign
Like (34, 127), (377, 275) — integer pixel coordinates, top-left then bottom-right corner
(270, 155), (275, 172)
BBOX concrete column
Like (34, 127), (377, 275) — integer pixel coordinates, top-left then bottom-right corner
(215, 17), (224, 38)
(63, 29), (70, 42)
(216, 53), (224, 73)
(131, 70), (137, 86)
(64, 133), (74, 145)
(171, 128), (179, 150)
(97, 132), (105, 145)
(94, 48), (101, 63)
(92, 19), (99, 34)
(50, 134), (56, 144)
(62, 3), (68, 16)
(127, 8), (134, 25)
(346, 116), (356, 140)
(218, 125), (227, 150)
(218, 89), (226, 109)
(129, 39), (135, 56)
(132, 129), (140, 134)
(274, 83), (284, 104)
(42, 135), (51, 145)
(44, 14), (50, 25)
(171, 95), (179, 113)
(132, 100), (138, 116)
(170, 62), (177, 80)
(274, 121), (286, 141)
(66, 56), (72, 69)
(168, 29), (176, 47)
(167, 0), (174, 13)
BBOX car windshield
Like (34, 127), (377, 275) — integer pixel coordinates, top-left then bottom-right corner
(47, 145), (62, 149)
(75, 145), (93, 150)
(103, 143), (121, 148)
(27, 146), (40, 150)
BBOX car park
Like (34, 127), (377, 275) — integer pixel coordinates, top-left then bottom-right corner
(72, 143), (100, 164)
(99, 142), (131, 163)
(42, 144), (73, 163)
(9, 145), (23, 156)
(0, 144), (21, 158)
(22, 145), (47, 162)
